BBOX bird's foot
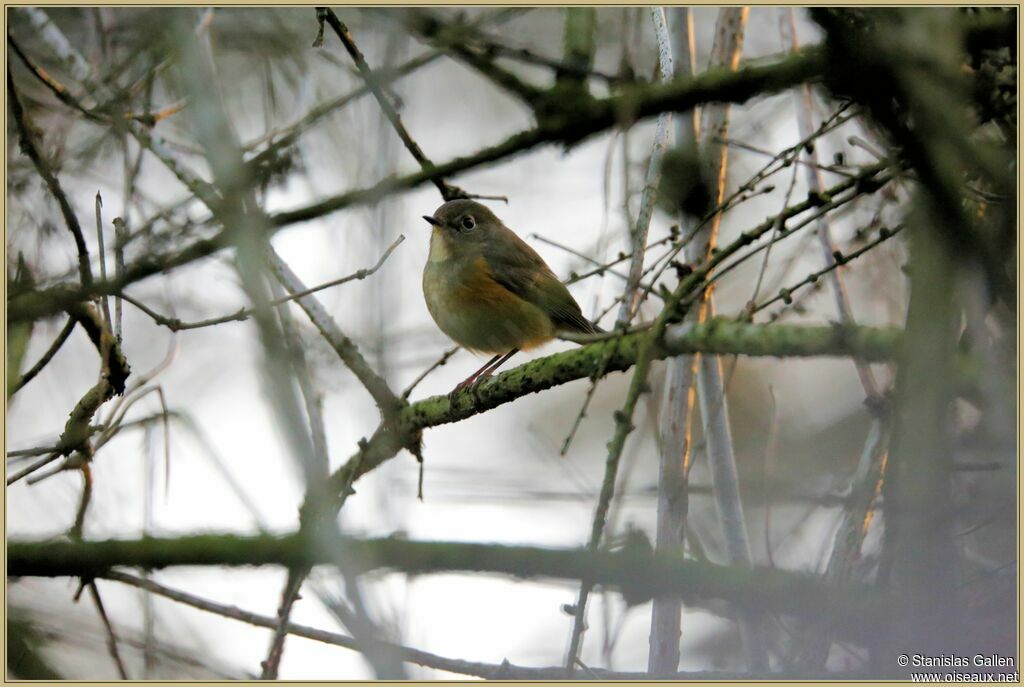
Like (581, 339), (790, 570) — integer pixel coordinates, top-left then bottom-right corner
(447, 371), (493, 403)
(468, 371), (493, 394)
(447, 380), (470, 403)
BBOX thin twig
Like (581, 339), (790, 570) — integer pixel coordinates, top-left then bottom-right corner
(261, 571), (305, 679)
(401, 346), (460, 400)
(531, 234), (631, 283)
(113, 218), (127, 342)
(5, 32), (100, 120)
(716, 135), (856, 178)
(7, 66), (93, 286)
(7, 445), (60, 459)
(95, 192), (112, 326)
(100, 570), (770, 680)
(268, 247), (403, 418)
(747, 162), (802, 309)
(753, 225), (905, 314)
(10, 47), (828, 325)
(317, 8), (466, 201)
(86, 580), (130, 680)
(122, 234), (404, 332)
(7, 451), (61, 486)
(69, 464), (93, 540)
(616, 6), (674, 327)
(9, 317), (77, 396)
(78, 342), (175, 467)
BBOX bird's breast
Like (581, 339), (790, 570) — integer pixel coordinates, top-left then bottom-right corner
(423, 254), (554, 354)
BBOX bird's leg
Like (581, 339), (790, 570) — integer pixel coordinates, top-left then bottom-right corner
(468, 349), (518, 392)
(448, 349), (519, 401)
(449, 353), (503, 400)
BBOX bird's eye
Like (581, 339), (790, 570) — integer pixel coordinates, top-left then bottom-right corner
(460, 215), (476, 231)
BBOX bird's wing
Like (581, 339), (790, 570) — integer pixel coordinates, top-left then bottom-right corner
(483, 226), (601, 335)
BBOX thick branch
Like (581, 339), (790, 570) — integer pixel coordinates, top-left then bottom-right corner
(272, 45), (823, 226)
(8, 532), (881, 635)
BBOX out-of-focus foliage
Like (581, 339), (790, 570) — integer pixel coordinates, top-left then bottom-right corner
(5, 6), (1016, 680)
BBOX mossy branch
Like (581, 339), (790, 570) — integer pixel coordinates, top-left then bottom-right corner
(402, 319), (903, 430)
(8, 46), (824, 325)
(7, 531), (882, 639)
(321, 318), (951, 508)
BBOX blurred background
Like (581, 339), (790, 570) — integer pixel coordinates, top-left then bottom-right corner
(6, 6), (1016, 680)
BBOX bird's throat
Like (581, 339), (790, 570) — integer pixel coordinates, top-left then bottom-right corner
(428, 227), (453, 264)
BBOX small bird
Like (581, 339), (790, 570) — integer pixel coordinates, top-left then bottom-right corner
(422, 199), (603, 397)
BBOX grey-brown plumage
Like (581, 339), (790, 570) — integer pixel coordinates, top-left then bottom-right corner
(422, 200), (603, 394)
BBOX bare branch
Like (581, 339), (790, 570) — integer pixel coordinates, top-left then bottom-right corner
(9, 532), (885, 634)
(7, 66), (93, 286)
(101, 569), (799, 680)
(86, 580), (130, 680)
(268, 248), (403, 419)
(121, 234), (405, 332)
(649, 6), (701, 674)
(566, 7), (675, 672)
(8, 47), (826, 326)
(316, 8), (467, 201)
(9, 317), (77, 396)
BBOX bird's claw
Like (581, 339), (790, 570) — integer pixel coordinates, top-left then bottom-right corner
(447, 372), (493, 403)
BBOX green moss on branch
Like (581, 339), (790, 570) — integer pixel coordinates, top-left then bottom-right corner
(403, 319), (904, 429)
(7, 530), (882, 642)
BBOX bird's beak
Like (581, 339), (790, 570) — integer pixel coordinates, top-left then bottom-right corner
(422, 215), (441, 227)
